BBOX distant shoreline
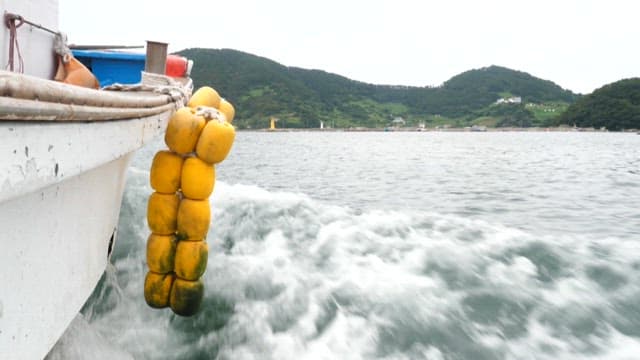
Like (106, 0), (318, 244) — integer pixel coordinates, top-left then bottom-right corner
(240, 127), (638, 133)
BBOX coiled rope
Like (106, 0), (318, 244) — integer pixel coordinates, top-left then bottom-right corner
(3, 11), (77, 73)
(103, 72), (193, 108)
(4, 12), (63, 72)
(4, 12), (25, 72)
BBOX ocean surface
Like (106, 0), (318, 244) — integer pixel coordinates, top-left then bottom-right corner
(48, 131), (640, 360)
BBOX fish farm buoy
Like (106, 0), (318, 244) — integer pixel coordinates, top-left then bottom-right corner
(144, 86), (236, 316)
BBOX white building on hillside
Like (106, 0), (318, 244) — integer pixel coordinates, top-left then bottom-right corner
(495, 96), (522, 104)
(391, 117), (406, 126)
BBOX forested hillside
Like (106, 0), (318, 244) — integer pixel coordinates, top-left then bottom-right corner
(554, 78), (640, 130)
(178, 48), (578, 129)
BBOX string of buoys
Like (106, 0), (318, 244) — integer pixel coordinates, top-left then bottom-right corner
(144, 86), (235, 316)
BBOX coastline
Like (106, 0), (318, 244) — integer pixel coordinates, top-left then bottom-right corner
(240, 126), (636, 133)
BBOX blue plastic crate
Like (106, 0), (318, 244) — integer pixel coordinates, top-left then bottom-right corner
(72, 50), (145, 87)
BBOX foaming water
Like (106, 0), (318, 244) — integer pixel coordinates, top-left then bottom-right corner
(53, 132), (640, 359)
(45, 304), (133, 360)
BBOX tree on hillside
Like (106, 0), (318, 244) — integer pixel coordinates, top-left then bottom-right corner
(555, 78), (640, 130)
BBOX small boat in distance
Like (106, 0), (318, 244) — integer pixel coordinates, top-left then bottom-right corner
(0, 1), (192, 358)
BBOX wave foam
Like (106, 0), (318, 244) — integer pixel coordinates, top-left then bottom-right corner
(56, 181), (640, 359)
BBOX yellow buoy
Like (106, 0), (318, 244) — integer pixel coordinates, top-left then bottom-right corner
(188, 86), (221, 109)
(181, 156), (215, 200)
(150, 150), (184, 194)
(147, 192), (180, 235)
(218, 98), (235, 123)
(174, 240), (209, 281)
(145, 82), (238, 315)
(144, 271), (175, 308)
(146, 233), (177, 274)
(170, 278), (204, 316)
(165, 107), (206, 155)
(177, 198), (211, 240)
(195, 119), (236, 164)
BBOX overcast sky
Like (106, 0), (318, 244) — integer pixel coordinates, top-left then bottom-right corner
(60, 0), (638, 94)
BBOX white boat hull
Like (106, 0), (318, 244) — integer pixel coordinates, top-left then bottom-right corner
(1, 1), (190, 356)
(0, 114), (168, 359)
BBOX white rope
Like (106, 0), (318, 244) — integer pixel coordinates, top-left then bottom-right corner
(102, 72), (193, 107)
(195, 106), (226, 122)
(54, 32), (72, 63)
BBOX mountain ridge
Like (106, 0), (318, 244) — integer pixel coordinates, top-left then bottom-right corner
(178, 48), (578, 128)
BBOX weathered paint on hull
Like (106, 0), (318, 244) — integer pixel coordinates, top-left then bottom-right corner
(0, 114), (168, 359)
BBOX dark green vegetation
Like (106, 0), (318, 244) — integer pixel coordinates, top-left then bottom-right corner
(553, 78), (640, 131)
(178, 48), (583, 129)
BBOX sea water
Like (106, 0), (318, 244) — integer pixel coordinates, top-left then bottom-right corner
(48, 132), (640, 359)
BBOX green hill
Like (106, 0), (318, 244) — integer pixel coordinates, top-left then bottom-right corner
(178, 48), (578, 129)
(554, 78), (640, 130)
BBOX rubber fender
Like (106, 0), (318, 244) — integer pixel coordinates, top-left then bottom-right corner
(146, 234), (177, 274)
(188, 86), (221, 109)
(218, 98), (235, 123)
(147, 192), (180, 235)
(174, 240), (208, 281)
(150, 150), (184, 194)
(195, 119), (236, 165)
(170, 278), (204, 316)
(165, 107), (206, 155)
(177, 198), (211, 240)
(144, 271), (175, 308)
(181, 156), (215, 200)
